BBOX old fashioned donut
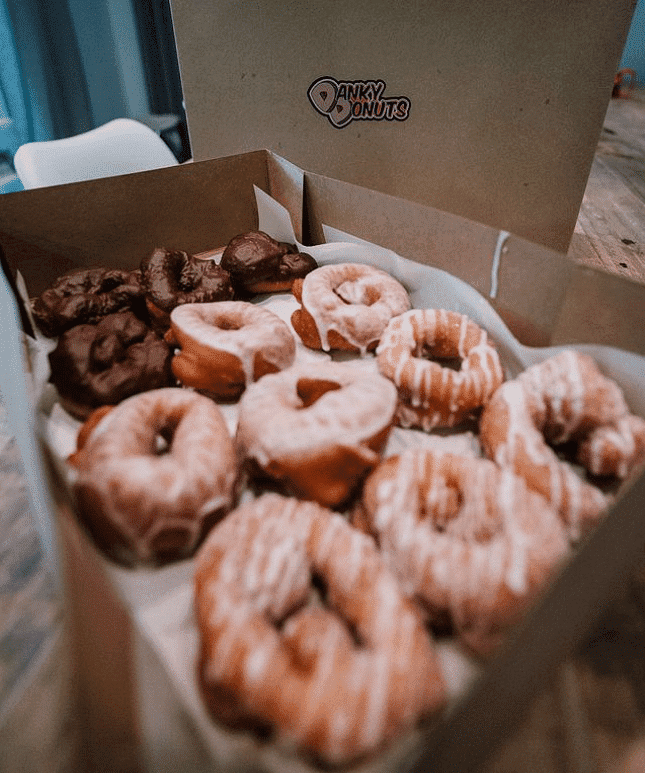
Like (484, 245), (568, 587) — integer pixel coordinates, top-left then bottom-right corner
(479, 349), (643, 540)
(235, 361), (398, 508)
(169, 301), (296, 400)
(290, 262), (411, 355)
(140, 247), (234, 327)
(194, 492), (447, 765)
(70, 388), (239, 566)
(31, 267), (143, 338)
(48, 310), (174, 420)
(357, 449), (569, 656)
(220, 231), (317, 295)
(376, 309), (504, 430)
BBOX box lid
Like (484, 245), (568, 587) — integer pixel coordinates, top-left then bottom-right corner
(170, 0), (636, 253)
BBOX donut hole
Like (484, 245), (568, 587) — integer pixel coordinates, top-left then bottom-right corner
(414, 342), (463, 371)
(334, 280), (380, 306)
(216, 318), (243, 331)
(296, 377), (342, 408)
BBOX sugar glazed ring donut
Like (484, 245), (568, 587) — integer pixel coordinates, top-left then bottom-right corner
(140, 247), (234, 326)
(220, 231), (318, 295)
(235, 362), (398, 508)
(358, 450), (569, 657)
(376, 309), (504, 431)
(169, 301), (296, 400)
(194, 493), (447, 765)
(479, 349), (645, 540)
(48, 310), (174, 420)
(290, 262), (411, 355)
(70, 388), (239, 566)
(31, 267), (143, 338)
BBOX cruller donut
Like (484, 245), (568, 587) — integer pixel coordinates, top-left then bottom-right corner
(194, 492), (447, 765)
(480, 349), (645, 540)
(357, 449), (569, 657)
(169, 301), (296, 400)
(70, 388), (239, 566)
(290, 262), (411, 355)
(235, 361), (398, 508)
(376, 308), (504, 430)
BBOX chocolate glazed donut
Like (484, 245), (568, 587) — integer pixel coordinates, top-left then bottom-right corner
(220, 231), (317, 295)
(31, 267), (144, 338)
(140, 247), (235, 315)
(48, 310), (174, 420)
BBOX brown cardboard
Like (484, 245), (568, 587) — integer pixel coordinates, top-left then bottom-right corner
(2, 152), (645, 772)
(169, 0), (636, 253)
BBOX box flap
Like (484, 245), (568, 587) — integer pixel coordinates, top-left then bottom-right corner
(170, 0), (636, 253)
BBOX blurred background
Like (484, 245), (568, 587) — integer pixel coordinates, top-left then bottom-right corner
(0, 0), (191, 194)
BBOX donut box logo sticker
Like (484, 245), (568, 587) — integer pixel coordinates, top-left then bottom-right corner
(307, 77), (411, 128)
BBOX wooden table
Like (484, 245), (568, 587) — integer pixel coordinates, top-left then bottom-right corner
(569, 88), (645, 284)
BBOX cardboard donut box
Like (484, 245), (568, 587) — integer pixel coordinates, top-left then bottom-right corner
(1, 1), (644, 771)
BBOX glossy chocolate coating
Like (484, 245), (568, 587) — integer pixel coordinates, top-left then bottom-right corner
(49, 311), (174, 418)
(31, 267), (143, 338)
(220, 231), (317, 293)
(140, 248), (234, 312)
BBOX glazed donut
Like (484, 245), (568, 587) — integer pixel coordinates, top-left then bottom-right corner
(48, 310), (174, 420)
(194, 492), (446, 765)
(290, 262), (411, 355)
(70, 388), (238, 566)
(376, 309), (504, 430)
(357, 449), (569, 656)
(479, 349), (641, 540)
(235, 361), (398, 507)
(31, 267), (143, 338)
(169, 301), (296, 400)
(578, 414), (645, 478)
(139, 247), (234, 326)
(220, 231), (317, 295)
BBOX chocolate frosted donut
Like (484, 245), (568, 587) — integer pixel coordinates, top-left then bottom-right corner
(48, 310), (174, 420)
(31, 267), (143, 338)
(140, 247), (234, 317)
(220, 230), (317, 295)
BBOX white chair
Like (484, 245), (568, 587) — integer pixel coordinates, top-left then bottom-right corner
(13, 117), (179, 189)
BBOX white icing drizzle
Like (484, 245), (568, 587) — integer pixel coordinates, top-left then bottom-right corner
(236, 360), (397, 468)
(364, 449), (569, 654)
(300, 263), (411, 355)
(194, 493), (445, 764)
(489, 230), (509, 299)
(72, 388), (237, 564)
(376, 309), (503, 429)
(171, 301), (296, 389)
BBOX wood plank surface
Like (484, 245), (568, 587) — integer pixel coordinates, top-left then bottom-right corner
(570, 89), (645, 284)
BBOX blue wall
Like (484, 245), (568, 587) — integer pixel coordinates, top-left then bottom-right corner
(620, 0), (645, 78)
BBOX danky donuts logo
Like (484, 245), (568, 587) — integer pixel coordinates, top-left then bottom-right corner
(307, 77), (411, 128)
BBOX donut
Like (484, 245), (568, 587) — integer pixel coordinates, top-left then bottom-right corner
(577, 414), (645, 479)
(220, 231), (317, 295)
(290, 263), (411, 355)
(194, 492), (447, 765)
(357, 449), (569, 656)
(235, 361), (398, 508)
(479, 349), (643, 540)
(169, 301), (296, 400)
(48, 310), (174, 420)
(139, 247), (234, 328)
(31, 267), (143, 337)
(376, 309), (504, 430)
(70, 388), (239, 566)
